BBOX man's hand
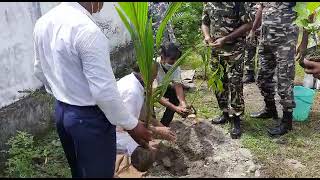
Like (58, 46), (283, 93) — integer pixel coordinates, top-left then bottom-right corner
(174, 105), (189, 117)
(247, 30), (255, 43)
(127, 121), (153, 147)
(303, 58), (320, 76)
(203, 35), (214, 45)
(153, 126), (177, 142)
(210, 36), (227, 48)
(180, 101), (188, 109)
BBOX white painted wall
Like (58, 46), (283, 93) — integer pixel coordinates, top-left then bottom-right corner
(0, 2), (131, 108)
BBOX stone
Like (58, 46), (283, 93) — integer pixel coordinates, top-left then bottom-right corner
(162, 157), (172, 168)
(284, 159), (306, 170)
(255, 169), (261, 177)
(248, 164), (256, 173)
(239, 148), (252, 159)
(181, 70), (195, 82)
(188, 114), (196, 118)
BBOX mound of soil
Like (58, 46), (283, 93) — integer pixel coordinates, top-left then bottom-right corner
(144, 119), (260, 178)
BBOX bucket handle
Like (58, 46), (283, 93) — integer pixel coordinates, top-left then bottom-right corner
(295, 96), (315, 105)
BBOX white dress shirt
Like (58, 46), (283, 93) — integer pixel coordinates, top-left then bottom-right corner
(33, 2), (138, 130)
(117, 73), (145, 119)
(116, 73), (144, 155)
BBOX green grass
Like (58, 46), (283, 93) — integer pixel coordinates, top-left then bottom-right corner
(184, 76), (320, 178)
(182, 52), (320, 177)
(3, 130), (70, 178)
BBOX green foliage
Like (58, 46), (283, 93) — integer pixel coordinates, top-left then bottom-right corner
(3, 131), (40, 178)
(294, 2), (320, 34)
(172, 2), (203, 50)
(3, 131), (70, 178)
(197, 44), (224, 93)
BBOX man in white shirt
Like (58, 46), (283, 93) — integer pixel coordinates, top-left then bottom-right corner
(33, 2), (152, 178)
(115, 62), (177, 173)
(116, 62), (176, 155)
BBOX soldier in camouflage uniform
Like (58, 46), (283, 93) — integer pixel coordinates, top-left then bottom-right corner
(250, 2), (298, 136)
(243, 3), (259, 84)
(202, 2), (253, 139)
(148, 2), (177, 47)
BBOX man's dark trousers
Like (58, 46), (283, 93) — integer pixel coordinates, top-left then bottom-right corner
(160, 85), (179, 127)
(54, 100), (116, 178)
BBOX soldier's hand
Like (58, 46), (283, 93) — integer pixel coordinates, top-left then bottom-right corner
(211, 37), (226, 48)
(304, 58), (320, 75)
(203, 36), (213, 45)
(248, 30), (255, 43)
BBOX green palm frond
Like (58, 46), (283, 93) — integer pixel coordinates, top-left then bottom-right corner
(116, 2), (182, 128)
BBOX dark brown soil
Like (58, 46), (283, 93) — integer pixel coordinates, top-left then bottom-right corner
(144, 119), (260, 178)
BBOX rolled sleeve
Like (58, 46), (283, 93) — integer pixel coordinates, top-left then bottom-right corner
(239, 2), (254, 25)
(172, 67), (182, 84)
(76, 27), (138, 130)
(202, 2), (211, 26)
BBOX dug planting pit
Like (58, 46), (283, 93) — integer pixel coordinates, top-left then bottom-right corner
(144, 119), (261, 178)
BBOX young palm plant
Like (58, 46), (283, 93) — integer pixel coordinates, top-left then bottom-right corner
(115, 2), (186, 128)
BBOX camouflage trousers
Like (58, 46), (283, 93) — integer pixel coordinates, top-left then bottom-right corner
(244, 43), (257, 73)
(211, 50), (245, 116)
(257, 40), (296, 112)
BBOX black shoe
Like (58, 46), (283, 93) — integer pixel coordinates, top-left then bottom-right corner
(212, 112), (229, 125)
(268, 111), (293, 136)
(250, 108), (278, 119)
(230, 116), (241, 139)
(250, 101), (278, 119)
(243, 70), (255, 84)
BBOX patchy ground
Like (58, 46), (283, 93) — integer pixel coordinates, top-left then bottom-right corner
(145, 119), (260, 178)
(148, 63), (320, 178)
(146, 81), (262, 178)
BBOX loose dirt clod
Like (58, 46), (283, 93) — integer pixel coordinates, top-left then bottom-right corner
(144, 119), (260, 178)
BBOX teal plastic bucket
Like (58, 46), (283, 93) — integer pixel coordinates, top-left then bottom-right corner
(293, 86), (316, 122)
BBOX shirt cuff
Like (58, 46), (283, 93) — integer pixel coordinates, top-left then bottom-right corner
(122, 114), (139, 130)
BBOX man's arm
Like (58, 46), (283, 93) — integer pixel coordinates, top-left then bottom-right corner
(211, 3), (254, 48)
(173, 83), (187, 107)
(159, 97), (177, 112)
(223, 22), (253, 43)
(201, 2), (213, 44)
(76, 28), (152, 143)
(251, 4), (262, 32)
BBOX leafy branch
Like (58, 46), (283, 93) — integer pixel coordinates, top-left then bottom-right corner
(294, 2), (320, 50)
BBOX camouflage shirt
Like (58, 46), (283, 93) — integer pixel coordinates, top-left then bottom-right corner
(202, 2), (253, 54)
(260, 2), (297, 45)
(148, 2), (176, 45)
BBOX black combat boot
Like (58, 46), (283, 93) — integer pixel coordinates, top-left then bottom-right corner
(211, 112), (229, 125)
(243, 70), (255, 84)
(268, 111), (293, 136)
(250, 100), (278, 119)
(230, 115), (242, 139)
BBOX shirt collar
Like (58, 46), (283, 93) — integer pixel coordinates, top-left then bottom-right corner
(61, 2), (95, 21)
